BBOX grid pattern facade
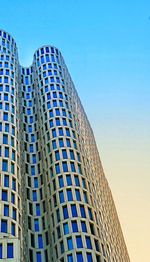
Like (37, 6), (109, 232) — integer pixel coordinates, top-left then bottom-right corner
(0, 30), (130, 262)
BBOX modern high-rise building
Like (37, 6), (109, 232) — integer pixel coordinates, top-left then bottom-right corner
(0, 29), (130, 262)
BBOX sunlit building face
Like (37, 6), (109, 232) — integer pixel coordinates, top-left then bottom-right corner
(0, 29), (130, 262)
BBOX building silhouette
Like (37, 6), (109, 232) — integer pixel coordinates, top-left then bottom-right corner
(0, 29), (130, 262)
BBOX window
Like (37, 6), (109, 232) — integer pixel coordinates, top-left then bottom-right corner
(74, 175), (80, 186)
(34, 219), (39, 232)
(87, 253), (92, 262)
(81, 221), (87, 232)
(0, 244), (2, 259)
(76, 236), (83, 248)
(34, 178), (38, 188)
(55, 163), (60, 174)
(11, 193), (15, 204)
(70, 150), (74, 159)
(36, 252), (41, 262)
(63, 162), (68, 172)
(59, 191), (64, 203)
(72, 221), (78, 232)
(95, 239), (100, 252)
(63, 222), (69, 235)
(62, 149), (67, 159)
(76, 253), (83, 262)
(2, 190), (8, 201)
(75, 189), (81, 201)
(63, 206), (69, 219)
(3, 112), (8, 121)
(11, 162), (15, 174)
(60, 241), (64, 254)
(67, 254), (73, 262)
(1, 220), (7, 233)
(88, 208), (93, 220)
(66, 174), (72, 185)
(66, 138), (71, 147)
(71, 204), (77, 217)
(58, 176), (64, 188)
(59, 138), (64, 147)
(12, 207), (16, 220)
(59, 127), (63, 136)
(4, 175), (9, 187)
(66, 128), (70, 136)
(5, 123), (9, 132)
(4, 93), (8, 100)
(83, 192), (88, 203)
(67, 189), (73, 201)
(80, 205), (86, 218)
(36, 204), (41, 216)
(11, 223), (15, 236)
(4, 204), (9, 216)
(67, 237), (73, 250)
(12, 150), (15, 161)
(3, 134), (8, 144)
(52, 140), (57, 149)
(86, 236), (92, 249)
(70, 162), (75, 172)
(55, 150), (60, 161)
(33, 191), (37, 201)
(38, 235), (43, 248)
(56, 118), (60, 126)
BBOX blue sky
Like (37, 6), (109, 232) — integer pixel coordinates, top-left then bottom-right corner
(1, 0), (150, 261)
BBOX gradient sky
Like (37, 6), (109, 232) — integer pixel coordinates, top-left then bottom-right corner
(1, 0), (150, 261)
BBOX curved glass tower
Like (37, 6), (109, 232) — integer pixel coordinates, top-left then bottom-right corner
(0, 29), (130, 262)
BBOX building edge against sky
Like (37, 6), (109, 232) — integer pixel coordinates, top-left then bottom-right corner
(0, 29), (130, 262)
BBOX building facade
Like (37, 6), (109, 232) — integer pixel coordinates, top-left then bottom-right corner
(0, 29), (130, 262)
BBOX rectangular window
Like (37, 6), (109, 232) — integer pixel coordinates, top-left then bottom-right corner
(74, 175), (80, 186)
(1, 220), (7, 233)
(0, 244), (2, 259)
(55, 150), (60, 161)
(67, 237), (73, 250)
(71, 162), (75, 172)
(2, 190), (8, 201)
(59, 138), (64, 147)
(38, 235), (43, 248)
(55, 164), (60, 174)
(63, 206), (69, 219)
(81, 221), (87, 232)
(67, 189), (73, 201)
(11, 223), (15, 236)
(34, 219), (39, 232)
(63, 222), (69, 235)
(3, 112), (8, 121)
(66, 174), (72, 186)
(72, 221), (78, 232)
(4, 204), (9, 216)
(12, 207), (16, 220)
(62, 162), (68, 172)
(71, 204), (77, 217)
(62, 149), (67, 159)
(3, 134), (8, 144)
(80, 205), (86, 218)
(67, 254), (73, 262)
(36, 252), (41, 262)
(5, 123), (10, 132)
(4, 175), (9, 187)
(58, 127), (63, 136)
(86, 236), (92, 249)
(77, 253), (83, 262)
(76, 236), (83, 248)
(75, 189), (81, 201)
(59, 191), (64, 204)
